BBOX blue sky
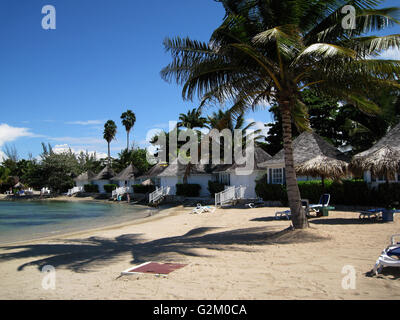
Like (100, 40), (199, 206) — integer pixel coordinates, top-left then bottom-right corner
(0, 0), (399, 160)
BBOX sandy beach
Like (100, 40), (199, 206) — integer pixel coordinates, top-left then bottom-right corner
(0, 204), (399, 300)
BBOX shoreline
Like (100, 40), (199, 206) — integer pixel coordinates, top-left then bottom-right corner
(0, 204), (182, 247)
(0, 195), (177, 246)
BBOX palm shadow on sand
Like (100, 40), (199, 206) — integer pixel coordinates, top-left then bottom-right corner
(0, 226), (327, 273)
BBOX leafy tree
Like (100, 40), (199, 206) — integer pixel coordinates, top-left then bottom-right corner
(113, 148), (152, 175)
(161, 0), (400, 229)
(103, 120), (117, 167)
(121, 110), (136, 150)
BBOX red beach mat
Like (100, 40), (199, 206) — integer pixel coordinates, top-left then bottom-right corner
(121, 262), (187, 276)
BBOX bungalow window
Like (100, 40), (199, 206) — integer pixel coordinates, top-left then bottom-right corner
(271, 168), (284, 184)
(219, 173), (230, 186)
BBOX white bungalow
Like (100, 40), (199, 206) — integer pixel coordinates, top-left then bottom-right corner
(212, 147), (272, 199)
(158, 161), (213, 197)
(112, 164), (139, 190)
(259, 132), (348, 184)
(155, 147), (272, 199)
(91, 167), (116, 194)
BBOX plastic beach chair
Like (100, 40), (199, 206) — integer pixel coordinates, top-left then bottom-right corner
(245, 198), (264, 208)
(373, 234), (400, 275)
(359, 208), (385, 220)
(309, 194), (330, 213)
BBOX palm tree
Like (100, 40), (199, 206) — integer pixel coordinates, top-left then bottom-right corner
(161, 0), (400, 229)
(121, 110), (136, 150)
(103, 120), (117, 167)
(178, 108), (209, 129)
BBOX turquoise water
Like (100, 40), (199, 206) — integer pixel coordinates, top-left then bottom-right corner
(0, 201), (150, 244)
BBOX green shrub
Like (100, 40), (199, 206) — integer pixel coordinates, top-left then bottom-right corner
(255, 177), (288, 205)
(255, 177), (400, 208)
(207, 181), (226, 197)
(133, 184), (156, 194)
(103, 184), (118, 193)
(176, 184), (201, 197)
(84, 184), (99, 193)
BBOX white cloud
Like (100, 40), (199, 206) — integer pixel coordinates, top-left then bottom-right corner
(246, 118), (270, 138)
(378, 48), (400, 60)
(0, 123), (36, 148)
(53, 144), (108, 160)
(66, 120), (103, 126)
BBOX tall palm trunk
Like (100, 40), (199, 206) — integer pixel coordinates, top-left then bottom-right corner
(107, 142), (111, 168)
(126, 130), (130, 151)
(281, 101), (308, 229)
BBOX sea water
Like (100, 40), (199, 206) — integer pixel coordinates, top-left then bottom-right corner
(0, 200), (150, 244)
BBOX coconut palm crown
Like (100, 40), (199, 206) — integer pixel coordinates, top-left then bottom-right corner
(161, 0), (400, 229)
(178, 108), (209, 129)
(121, 110), (136, 150)
(103, 120), (117, 167)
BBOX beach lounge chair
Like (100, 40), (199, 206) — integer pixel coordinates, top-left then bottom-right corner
(309, 194), (330, 216)
(359, 208), (385, 220)
(245, 198), (264, 208)
(192, 204), (217, 214)
(373, 234), (400, 275)
(275, 200), (310, 220)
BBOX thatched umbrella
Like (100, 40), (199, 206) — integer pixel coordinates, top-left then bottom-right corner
(351, 145), (400, 182)
(295, 155), (349, 188)
(351, 122), (400, 183)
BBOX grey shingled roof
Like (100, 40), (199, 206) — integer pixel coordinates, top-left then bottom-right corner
(211, 147), (272, 172)
(93, 166), (115, 180)
(137, 163), (168, 179)
(112, 164), (139, 181)
(74, 170), (96, 182)
(354, 122), (400, 158)
(158, 160), (212, 177)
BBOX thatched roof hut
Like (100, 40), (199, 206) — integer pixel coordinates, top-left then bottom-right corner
(93, 167), (115, 181)
(259, 132), (348, 168)
(113, 164), (139, 181)
(74, 170), (96, 182)
(351, 122), (400, 179)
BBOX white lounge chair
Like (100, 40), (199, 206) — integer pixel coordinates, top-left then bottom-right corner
(245, 198), (264, 208)
(309, 194), (330, 214)
(373, 234), (400, 275)
(192, 204), (216, 214)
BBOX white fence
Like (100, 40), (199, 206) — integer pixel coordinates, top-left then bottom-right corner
(41, 187), (51, 195)
(149, 186), (170, 204)
(112, 187), (131, 199)
(67, 186), (83, 196)
(215, 185), (247, 207)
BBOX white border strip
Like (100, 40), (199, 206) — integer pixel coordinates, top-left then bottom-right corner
(121, 261), (153, 276)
